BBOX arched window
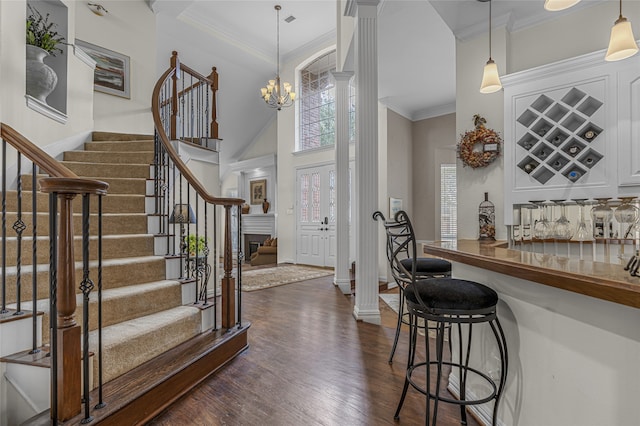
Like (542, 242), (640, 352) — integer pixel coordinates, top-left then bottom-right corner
(297, 50), (355, 151)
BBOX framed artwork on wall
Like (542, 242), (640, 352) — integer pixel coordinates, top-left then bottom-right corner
(250, 179), (267, 204)
(76, 40), (130, 99)
(389, 197), (403, 218)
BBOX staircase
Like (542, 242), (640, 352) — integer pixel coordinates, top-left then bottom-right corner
(1, 131), (245, 425)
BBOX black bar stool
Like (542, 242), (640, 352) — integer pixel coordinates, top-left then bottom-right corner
(374, 211), (452, 364)
(384, 211), (508, 426)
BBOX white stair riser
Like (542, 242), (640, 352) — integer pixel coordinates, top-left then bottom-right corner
(148, 215), (161, 235)
(0, 315), (42, 357)
(2, 363), (50, 426)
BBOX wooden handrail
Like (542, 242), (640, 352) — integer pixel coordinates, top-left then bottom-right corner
(2, 123), (109, 421)
(152, 62), (242, 206)
(1, 123), (77, 178)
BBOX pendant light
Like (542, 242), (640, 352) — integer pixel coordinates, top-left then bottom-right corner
(544, 0), (580, 12)
(480, 0), (502, 94)
(260, 5), (295, 110)
(605, 0), (639, 61)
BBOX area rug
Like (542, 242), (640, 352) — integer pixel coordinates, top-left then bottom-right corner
(379, 293), (400, 313)
(241, 264), (334, 292)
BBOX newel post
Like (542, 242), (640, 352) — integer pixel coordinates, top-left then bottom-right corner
(170, 51), (180, 140)
(208, 66), (219, 140)
(39, 177), (109, 422)
(221, 204), (235, 329)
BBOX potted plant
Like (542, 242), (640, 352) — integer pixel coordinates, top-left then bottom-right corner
(187, 234), (208, 257)
(25, 5), (65, 104)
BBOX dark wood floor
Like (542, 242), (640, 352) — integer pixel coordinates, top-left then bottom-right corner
(149, 274), (481, 426)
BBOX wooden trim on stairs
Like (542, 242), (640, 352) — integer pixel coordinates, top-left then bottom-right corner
(152, 53), (242, 207)
(0, 123), (76, 178)
(59, 324), (250, 425)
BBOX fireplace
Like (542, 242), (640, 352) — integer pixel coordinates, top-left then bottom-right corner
(241, 213), (275, 263)
(244, 233), (270, 263)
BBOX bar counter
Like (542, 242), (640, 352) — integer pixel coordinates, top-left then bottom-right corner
(420, 240), (640, 425)
(422, 240), (640, 309)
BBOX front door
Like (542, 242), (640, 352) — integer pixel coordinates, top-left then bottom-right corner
(296, 165), (337, 267)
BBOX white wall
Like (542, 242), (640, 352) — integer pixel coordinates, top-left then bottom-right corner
(412, 112), (456, 241)
(456, 1), (640, 241)
(337, 0), (354, 72)
(240, 116), (277, 162)
(508, 2), (638, 74)
(74, 0), (156, 134)
(276, 42), (354, 264)
(452, 261), (640, 426)
(452, 3), (640, 424)
(0, 0), (94, 155)
(456, 27), (507, 240)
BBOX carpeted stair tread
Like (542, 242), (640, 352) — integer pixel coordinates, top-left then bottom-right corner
(4, 128), (215, 392)
(64, 150), (154, 165)
(60, 161), (150, 178)
(85, 140), (155, 152)
(21, 174), (147, 195)
(0, 212), (148, 235)
(89, 306), (202, 383)
(2, 256), (169, 304)
(1, 233), (155, 265)
(13, 280), (183, 340)
(91, 131), (154, 141)
(2, 190), (145, 213)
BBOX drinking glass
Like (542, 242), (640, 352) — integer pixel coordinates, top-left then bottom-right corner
(614, 197), (638, 259)
(572, 199), (593, 242)
(551, 200), (572, 240)
(531, 200), (550, 240)
(590, 198), (613, 239)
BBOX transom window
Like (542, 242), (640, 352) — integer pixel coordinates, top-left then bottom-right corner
(298, 50), (355, 151)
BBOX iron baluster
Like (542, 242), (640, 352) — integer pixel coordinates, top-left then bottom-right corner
(1, 141), (7, 313)
(170, 160), (176, 256)
(203, 202), (209, 306)
(13, 152), (25, 315)
(96, 194), (106, 409)
(30, 164), (39, 353)
(237, 204), (242, 327)
(213, 204), (217, 330)
(194, 193), (199, 304)
(79, 194), (94, 424)
(190, 73), (194, 142)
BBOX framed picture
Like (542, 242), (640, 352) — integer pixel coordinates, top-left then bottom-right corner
(76, 40), (130, 99)
(389, 197), (403, 218)
(250, 179), (267, 205)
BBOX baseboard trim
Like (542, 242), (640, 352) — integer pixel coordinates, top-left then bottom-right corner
(447, 373), (506, 426)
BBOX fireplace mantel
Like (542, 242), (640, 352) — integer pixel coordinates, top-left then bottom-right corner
(241, 214), (275, 236)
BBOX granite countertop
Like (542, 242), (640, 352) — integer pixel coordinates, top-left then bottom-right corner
(423, 240), (640, 309)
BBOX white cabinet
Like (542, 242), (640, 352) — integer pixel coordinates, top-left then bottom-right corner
(503, 50), (640, 224)
(617, 68), (640, 186)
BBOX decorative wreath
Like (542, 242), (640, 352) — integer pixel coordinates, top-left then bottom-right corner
(457, 115), (502, 169)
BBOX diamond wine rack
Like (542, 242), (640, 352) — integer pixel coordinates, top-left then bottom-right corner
(516, 87), (604, 185)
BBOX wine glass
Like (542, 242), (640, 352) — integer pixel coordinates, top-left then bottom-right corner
(590, 198), (613, 239)
(551, 199), (572, 240)
(572, 199), (593, 242)
(530, 201), (546, 239)
(614, 197), (638, 259)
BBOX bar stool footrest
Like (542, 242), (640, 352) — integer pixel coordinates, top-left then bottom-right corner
(406, 360), (498, 406)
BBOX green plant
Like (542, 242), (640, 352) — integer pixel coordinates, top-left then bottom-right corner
(26, 5), (65, 56)
(187, 234), (208, 257)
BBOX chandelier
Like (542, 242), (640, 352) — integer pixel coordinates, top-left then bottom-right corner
(261, 5), (295, 110)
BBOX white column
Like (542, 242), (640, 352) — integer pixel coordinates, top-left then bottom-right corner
(352, 0), (380, 324)
(331, 71), (354, 294)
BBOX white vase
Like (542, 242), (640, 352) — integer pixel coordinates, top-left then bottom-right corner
(26, 45), (58, 104)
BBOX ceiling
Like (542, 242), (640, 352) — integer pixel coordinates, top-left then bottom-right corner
(148, 0), (604, 167)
